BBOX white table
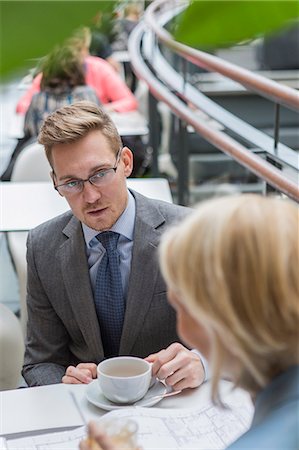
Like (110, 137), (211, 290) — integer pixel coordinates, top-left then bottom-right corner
(111, 51), (130, 63)
(8, 110), (148, 140)
(0, 380), (253, 441)
(0, 179), (172, 232)
(109, 111), (148, 136)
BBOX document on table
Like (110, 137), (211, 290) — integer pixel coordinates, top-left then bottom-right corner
(1, 427), (86, 450)
(0, 384), (84, 436)
(2, 388), (253, 450)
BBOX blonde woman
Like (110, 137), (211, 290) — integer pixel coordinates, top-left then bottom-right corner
(159, 194), (299, 449)
(82, 194), (299, 450)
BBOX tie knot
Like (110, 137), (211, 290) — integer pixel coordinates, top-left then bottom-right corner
(96, 231), (120, 252)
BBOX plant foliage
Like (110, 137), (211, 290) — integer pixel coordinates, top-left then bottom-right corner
(174, 1), (299, 49)
(0, 1), (116, 78)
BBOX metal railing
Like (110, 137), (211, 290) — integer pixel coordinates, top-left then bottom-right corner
(128, 0), (299, 204)
(146, 0), (299, 112)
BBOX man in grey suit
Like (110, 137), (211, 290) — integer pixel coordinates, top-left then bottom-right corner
(22, 101), (205, 389)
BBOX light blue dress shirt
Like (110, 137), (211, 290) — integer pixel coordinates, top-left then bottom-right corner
(82, 191), (135, 300)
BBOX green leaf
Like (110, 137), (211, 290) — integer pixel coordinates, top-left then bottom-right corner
(0, 1), (116, 78)
(174, 0), (299, 49)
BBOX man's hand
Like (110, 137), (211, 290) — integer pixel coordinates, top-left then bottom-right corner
(62, 363), (97, 384)
(145, 343), (205, 391)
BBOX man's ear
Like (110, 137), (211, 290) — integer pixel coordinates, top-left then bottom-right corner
(122, 147), (134, 177)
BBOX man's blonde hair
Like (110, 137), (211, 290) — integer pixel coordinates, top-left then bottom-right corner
(159, 194), (299, 401)
(38, 101), (122, 166)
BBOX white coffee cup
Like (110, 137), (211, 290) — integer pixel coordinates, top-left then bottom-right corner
(97, 356), (152, 404)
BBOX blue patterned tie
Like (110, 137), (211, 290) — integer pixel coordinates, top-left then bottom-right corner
(94, 231), (124, 358)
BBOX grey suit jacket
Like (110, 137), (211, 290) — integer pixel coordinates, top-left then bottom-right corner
(23, 190), (189, 386)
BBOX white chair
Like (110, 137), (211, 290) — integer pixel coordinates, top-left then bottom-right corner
(0, 303), (25, 390)
(10, 141), (51, 181)
(7, 142), (51, 335)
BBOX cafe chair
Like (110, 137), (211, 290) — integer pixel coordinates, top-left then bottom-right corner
(0, 303), (25, 390)
(10, 140), (51, 181)
(6, 231), (28, 335)
(7, 141), (51, 335)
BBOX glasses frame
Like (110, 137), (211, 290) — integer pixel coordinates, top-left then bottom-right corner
(54, 148), (122, 196)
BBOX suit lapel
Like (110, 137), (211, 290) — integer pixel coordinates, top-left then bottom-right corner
(58, 216), (104, 360)
(119, 193), (166, 355)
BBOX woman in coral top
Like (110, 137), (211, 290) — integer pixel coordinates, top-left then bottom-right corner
(16, 28), (138, 115)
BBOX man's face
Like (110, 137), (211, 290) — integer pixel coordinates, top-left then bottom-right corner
(51, 129), (133, 231)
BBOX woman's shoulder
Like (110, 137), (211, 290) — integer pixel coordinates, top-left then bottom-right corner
(85, 55), (111, 70)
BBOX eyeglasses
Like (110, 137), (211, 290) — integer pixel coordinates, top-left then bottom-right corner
(54, 148), (122, 196)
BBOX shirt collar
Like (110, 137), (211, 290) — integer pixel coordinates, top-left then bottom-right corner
(82, 190), (136, 247)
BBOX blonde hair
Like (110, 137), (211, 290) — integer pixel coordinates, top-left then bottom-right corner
(159, 194), (299, 401)
(66, 27), (91, 55)
(38, 101), (122, 166)
(124, 3), (142, 19)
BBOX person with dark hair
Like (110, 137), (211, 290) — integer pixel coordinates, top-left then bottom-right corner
(89, 11), (121, 74)
(10, 28), (148, 177)
(24, 45), (100, 138)
(16, 28), (137, 115)
(112, 3), (142, 92)
(257, 23), (299, 70)
(1, 44), (99, 181)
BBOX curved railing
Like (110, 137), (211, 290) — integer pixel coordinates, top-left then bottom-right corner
(128, 0), (299, 203)
(146, 0), (299, 112)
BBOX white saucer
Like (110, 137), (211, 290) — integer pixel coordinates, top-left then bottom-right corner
(86, 379), (167, 411)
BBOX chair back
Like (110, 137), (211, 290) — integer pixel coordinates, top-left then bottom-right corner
(11, 141), (51, 182)
(8, 141), (51, 335)
(0, 304), (24, 390)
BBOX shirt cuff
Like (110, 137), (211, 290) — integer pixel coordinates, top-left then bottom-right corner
(191, 349), (210, 382)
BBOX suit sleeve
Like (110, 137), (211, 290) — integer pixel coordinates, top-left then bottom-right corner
(22, 231), (71, 386)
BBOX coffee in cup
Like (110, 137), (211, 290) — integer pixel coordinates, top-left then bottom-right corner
(97, 356), (152, 404)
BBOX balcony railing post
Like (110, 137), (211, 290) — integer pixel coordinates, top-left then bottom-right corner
(148, 92), (160, 176)
(177, 117), (189, 205)
(265, 155), (282, 196)
(180, 56), (187, 95)
(274, 103), (281, 152)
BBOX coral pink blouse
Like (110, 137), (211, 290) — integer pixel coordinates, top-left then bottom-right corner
(16, 55), (138, 114)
